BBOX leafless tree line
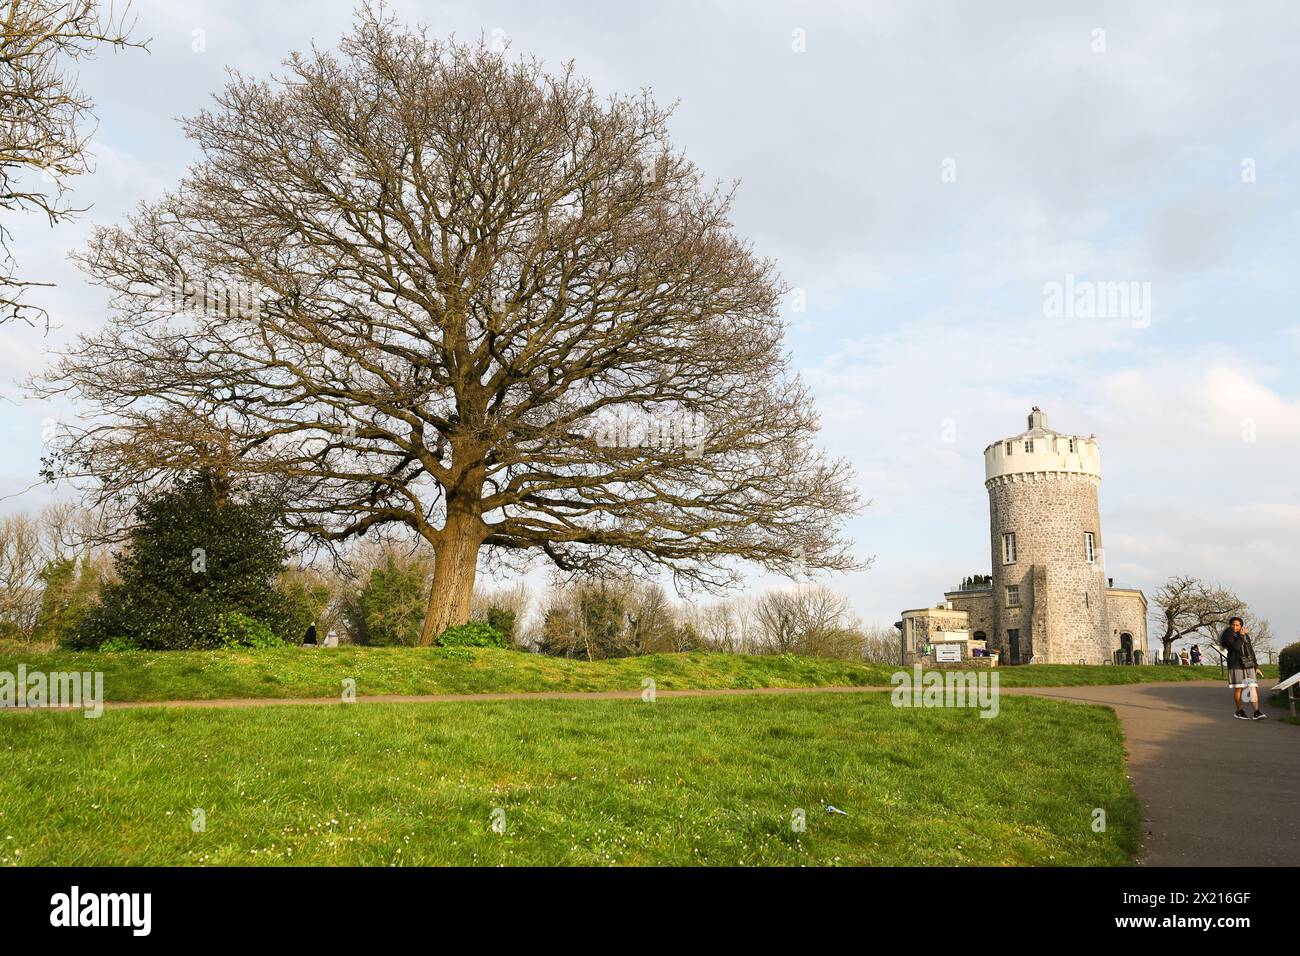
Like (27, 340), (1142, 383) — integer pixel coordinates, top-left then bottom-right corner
(0, 501), (893, 660)
(0, 502), (111, 640)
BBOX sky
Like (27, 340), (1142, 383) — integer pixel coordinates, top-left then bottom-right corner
(2, 0), (1298, 649)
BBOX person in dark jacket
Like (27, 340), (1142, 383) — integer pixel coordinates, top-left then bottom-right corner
(303, 624), (318, 646)
(1220, 617), (1265, 720)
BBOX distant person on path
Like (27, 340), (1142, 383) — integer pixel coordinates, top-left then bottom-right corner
(1190, 644), (1202, 666)
(303, 624), (318, 646)
(1220, 617), (1265, 720)
(1179, 649), (1190, 666)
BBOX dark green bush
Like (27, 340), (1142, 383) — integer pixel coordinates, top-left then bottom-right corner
(73, 472), (291, 650)
(1279, 642), (1300, 683)
(485, 606), (517, 642)
(436, 621), (507, 649)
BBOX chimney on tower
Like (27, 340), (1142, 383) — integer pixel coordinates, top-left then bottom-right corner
(1028, 406), (1048, 431)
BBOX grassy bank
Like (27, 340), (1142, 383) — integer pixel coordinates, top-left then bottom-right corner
(0, 645), (1267, 703)
(0, 692), (1139, 865)
(0, 647), (886, 701)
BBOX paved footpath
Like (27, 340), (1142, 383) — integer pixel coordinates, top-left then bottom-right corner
(1005, 680), (1300, 866)
(23, 679), (1300, 866)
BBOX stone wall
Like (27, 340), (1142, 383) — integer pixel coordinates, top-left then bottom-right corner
(945, 590), (995, 640)
(987, 472), (1111, 664)
(900, 608), (969, 664)
(1105, 589), (1148, 660)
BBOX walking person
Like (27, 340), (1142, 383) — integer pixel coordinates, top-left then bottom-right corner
(1190, 644), (1202, 666)
(1220, 617), (1265, 720)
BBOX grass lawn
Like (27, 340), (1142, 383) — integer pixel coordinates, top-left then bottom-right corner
(0, 645), (1266, 703)
(0, 692), (1139, 865)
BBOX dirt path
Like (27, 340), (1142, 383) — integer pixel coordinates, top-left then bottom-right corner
(11, 678), (1296, 866)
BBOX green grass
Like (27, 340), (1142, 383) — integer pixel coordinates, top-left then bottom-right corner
(0, 645), (1263, 703)
(0, 692), (1139, 865)
(0, 647), (887, 701)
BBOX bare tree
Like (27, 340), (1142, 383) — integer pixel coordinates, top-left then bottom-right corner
(471, 579), (531, 645)
(0, 503), (108, 638)
(0, 0), (143, 325)
(1196, 613), (1273, 666)
(859, 623), (903, 665)
(684, 598), (750, 654)
(0, 511), (43, 634)
(1150, 575), (1248, 662)
(1244, 617), (1275, 663)
(750, 584), (864, 659)
(36, 9), (863, 643)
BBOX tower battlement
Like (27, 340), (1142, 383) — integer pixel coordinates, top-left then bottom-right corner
(983, 406), (1100, 485)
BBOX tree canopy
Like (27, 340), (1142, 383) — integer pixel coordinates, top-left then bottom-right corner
(1, 0), (143, 324)
(36, 8), (863, 641)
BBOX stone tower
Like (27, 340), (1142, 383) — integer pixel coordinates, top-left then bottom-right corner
(984, 407), (1110, 664)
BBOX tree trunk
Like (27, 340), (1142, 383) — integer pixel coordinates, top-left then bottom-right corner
(418, 507), (484, 646)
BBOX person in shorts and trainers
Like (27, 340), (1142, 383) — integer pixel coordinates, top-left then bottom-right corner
(1220, 616), (1265, 720)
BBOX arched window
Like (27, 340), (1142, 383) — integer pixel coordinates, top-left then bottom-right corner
(973, 631), (987, 641)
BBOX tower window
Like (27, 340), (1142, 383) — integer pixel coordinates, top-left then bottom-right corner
(1068, 438), (1076, 453)
(1006, 585), (1021, 607)
(1005, 441), (1013, 455)
(1085, 532), (1096, 563)
(1024, 439), (1033, 453)
(1002, 532), (1017, 564)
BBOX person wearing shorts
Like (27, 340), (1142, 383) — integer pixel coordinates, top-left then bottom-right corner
(1220, 616), (1265, 720)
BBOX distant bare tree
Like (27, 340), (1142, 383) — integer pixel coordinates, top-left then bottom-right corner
(859, 623), (903, 665)
(0, 0), (144, 325)
(686, 599), (750, 654)
(1245, 617), (1275, 663)
(1151, 575), (1247, 662)
(36, 9), (862, 643)
(471, 580), (532, 646)
(0, 511), (43, 634)
(751, 584), (864, 659)
(1196, 613), (1273, 666)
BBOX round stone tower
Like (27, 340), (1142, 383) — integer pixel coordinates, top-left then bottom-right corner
(984, 407), (1111, 664)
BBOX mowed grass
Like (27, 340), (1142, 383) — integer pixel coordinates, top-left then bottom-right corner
(0, 645), (1261, 703)
(0, 692), (1139, 866)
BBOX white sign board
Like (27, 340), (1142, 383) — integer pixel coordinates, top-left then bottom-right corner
(935, 644), (961, 663)
(1275, 670), (1300, 692)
